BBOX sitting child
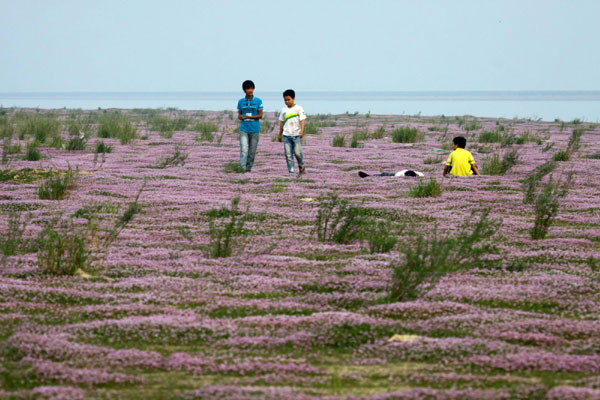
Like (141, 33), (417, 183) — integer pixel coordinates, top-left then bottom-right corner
(443, 136), (480, 177)
(358, 170), (424, 178)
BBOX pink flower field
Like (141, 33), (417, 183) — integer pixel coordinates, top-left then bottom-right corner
(1, 108), (599, 399)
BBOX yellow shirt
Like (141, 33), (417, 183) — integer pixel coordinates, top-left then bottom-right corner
(446, 148), (475, 176)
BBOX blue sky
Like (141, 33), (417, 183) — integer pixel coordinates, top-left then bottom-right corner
(1, 0), (599, 92)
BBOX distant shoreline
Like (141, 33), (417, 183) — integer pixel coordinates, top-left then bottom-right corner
(2, 90), (600, 101)
(2, 91), (599, 122)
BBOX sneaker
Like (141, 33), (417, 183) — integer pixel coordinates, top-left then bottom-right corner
(297, 167), (306, 177)
(358, 171), (369, 178)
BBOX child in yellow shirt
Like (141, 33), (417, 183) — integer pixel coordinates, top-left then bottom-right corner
(443, 136), (480, 177)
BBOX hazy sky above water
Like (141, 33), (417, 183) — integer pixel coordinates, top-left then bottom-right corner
(1, 0), (599, 92)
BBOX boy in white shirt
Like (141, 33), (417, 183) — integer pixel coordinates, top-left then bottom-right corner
(278, 89), (306, 176)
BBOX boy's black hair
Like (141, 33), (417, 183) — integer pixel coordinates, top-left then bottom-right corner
(242, 80), (255, 91)
(283, 89), (295, 99)
(453, 136), (467, 148)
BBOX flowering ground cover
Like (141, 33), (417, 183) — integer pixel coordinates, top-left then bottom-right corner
(1, 108), (599, 399)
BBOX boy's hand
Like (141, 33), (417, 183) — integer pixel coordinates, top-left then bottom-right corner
(278, 134), (283, 143)
(300, 132), (304, 139)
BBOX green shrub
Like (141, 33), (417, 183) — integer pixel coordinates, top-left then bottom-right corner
(423, 156), (443, 164)
(367, 220), (398, 254)
(24, 144), (41, 161)
(529, 174), (571, 240)
(1, 212), (29, 256)
(193, 122), (218, 142)
(389, 209), (500, 301)
(391, 127), (424, 143)
(193, 121), (217, 134)
(408, 178), (442, 198)
(37, 223), (89, 276)
(552, 150), (569, 162)
(481, 149), (519, 175)
(314, 193), (370, 244)
(38, 165), (78, 200)
(522, 160), (557, 204)
(224, 162), (247, 173)
(350, 132), (361, 148)
(149, 116), (189, 138)
(154, 146), (188, 168)
(19, 117), (60, 143)
(66, 136), (87, 151)
(332, 135), (345, 147)
(98, 115), (122, 138)
(118, 122), (137, 144)
(370, 126), (386, 139)
(463, 121), (482, 132)
(479, 129), (507, 143)
(67, 119), (91, 138)
(553, 128), (584, 162)
(95, 141), (113, 154)
(304, 122), (320, 135)
(205, 196), (246, 258)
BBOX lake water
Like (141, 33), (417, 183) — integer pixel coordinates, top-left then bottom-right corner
(1, 91), (599, 122)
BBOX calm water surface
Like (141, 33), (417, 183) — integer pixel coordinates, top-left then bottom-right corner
(1, 91), (599, 122)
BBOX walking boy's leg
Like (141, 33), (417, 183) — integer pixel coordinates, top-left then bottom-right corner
(293, 136), (305, 172)
(282, 136), (295, 173)
(246, 133), (259, 171)
(239, 131), (249, 169)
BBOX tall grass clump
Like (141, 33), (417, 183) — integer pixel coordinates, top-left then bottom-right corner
(521, 160), (557, 204)
(37, 222), (89, 276)
(150, 116), (189, 138)
(19, 116), (60, 144)
(463, 121), (482, 132)
(37, 165), (78, 200)
(223, 162), (247, 173)
(313, 193), (370, 244)
(98, 115), (123, 139)
(95, 141), (113, 154)
(481, 149), (520, 175)
(529, 174), (572, 240)
(66, 135), (88, 151)
(553, 128), (584, 162)
(1, 211), (30, 257)
(193, 122), (218, 142)
(37, 181), (145, 275)
(304, 122), (320, 135)
(389, 209), (500, 301)
(118, 121), (137, 144)
(366, 220), (398, 254)
(98, 114), (137, 144)
(154, 146), (188, 168)
(408, 177), (442, 198)
(23, 142), (41, 161)
(332, 135), (346, 147)
(67, 119), (91, 138)
(205, 196), (246, 258)
(391, 127), (424, 143)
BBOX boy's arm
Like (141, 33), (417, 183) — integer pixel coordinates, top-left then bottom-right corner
(278, 121), (284, 142)
(300, 120), (305, 138)
(238, 110), (246, 121)
(248, 110), (263, 120)
(471, 163), (480, 175)
(443, 154), (452, 177)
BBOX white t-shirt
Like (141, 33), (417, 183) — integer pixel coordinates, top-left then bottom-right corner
(279, 104), (307, 136)
(395, 170), (424, 177)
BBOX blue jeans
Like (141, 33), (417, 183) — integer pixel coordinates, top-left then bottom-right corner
(283, 135), (304, 173)
(240, 131), (259, 171)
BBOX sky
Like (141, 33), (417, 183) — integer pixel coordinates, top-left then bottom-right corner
(1, 0), (599, 92)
